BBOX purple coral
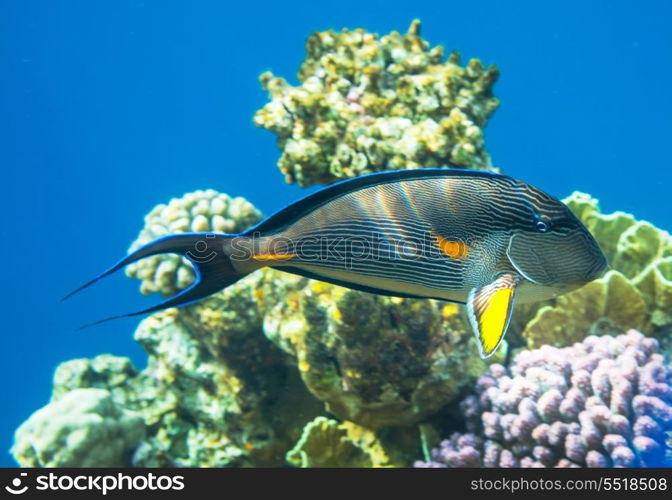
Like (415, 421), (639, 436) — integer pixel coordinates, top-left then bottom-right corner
(417, 330), (672, 468)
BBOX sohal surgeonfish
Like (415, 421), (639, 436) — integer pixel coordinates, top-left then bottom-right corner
(64, 169), (608, 358)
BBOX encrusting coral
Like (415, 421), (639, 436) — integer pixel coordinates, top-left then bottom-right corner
(254, 19), (499, 186)
(416, 330), (672, 468)
(511, 192), (672, 349)
(125, 189), (262, 297)
(131, 301), (328, 467)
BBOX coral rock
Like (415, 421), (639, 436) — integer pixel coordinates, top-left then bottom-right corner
(264, 281), (504, 428)
(254, 20), (499, 187)
(12, 389), (145, 467)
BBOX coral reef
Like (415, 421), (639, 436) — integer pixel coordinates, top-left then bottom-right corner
(125, 189), (262, 296)
(510, 192), (672, 349)
(264, 281), (505, 429)
(254, 20), (499, 186)
(14, 271), (323, 467)
(416, 330), (672, 468)
(13, 388), (145, 467)
(13, 21), (672, 470)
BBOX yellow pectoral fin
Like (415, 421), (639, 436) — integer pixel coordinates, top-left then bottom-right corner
(477, 288), (513, 355)
(468, 273), (520, 359)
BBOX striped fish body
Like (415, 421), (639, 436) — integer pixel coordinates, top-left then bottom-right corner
(247, 175), (513, 304)
(67, 169), (608, 359)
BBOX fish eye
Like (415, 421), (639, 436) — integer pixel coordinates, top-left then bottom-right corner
(535, 219), (551, 232)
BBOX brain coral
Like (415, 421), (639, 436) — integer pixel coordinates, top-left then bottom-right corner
(416, 330), (672, 468)
(125, 189), (262, 297)
(254, 19), (499, 186)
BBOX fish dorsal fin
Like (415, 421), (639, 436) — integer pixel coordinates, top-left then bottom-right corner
(467, 272), (520, 359)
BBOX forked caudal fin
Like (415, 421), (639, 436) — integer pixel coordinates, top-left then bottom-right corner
(62, 233), (247, 329)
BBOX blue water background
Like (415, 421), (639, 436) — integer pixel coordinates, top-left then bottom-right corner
(1, 1), (670, 466)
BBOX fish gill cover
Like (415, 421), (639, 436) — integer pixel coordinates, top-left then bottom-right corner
(12, 20), (672, 468)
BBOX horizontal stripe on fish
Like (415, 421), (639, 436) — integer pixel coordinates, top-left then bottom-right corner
(295, 216), (491, 243)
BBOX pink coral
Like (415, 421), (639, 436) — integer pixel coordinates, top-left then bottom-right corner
(417, 330), (672, 468)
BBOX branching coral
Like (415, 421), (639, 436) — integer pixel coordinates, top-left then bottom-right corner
(125, 190), (262, 296)
(416, 331), (672, 468)
(254, 20), (499, 186)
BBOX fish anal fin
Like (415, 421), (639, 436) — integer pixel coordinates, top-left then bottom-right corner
(467, 272), (520, 359)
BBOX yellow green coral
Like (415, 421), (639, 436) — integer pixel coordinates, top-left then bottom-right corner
(635, 257), (672, 328)
(254, 20), (499, 186)
(21, 273), (323, 467)
(125, 190), (262, 296)
(125, 279), (321, 467)
(522, 270), (647, 349)
(286, 416), (416, 467)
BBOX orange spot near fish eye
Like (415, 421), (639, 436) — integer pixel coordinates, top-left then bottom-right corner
(434, 234), (469, 260)
(245, 442), (255, 451)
